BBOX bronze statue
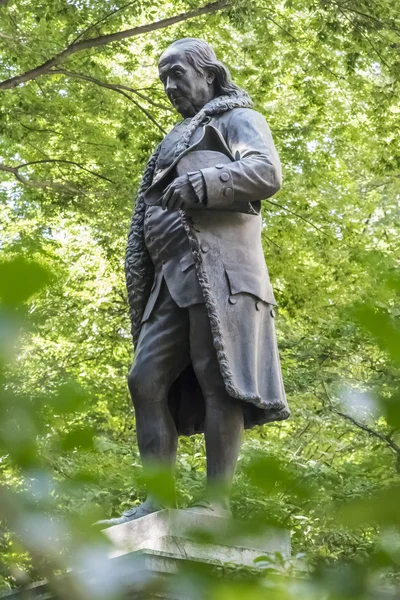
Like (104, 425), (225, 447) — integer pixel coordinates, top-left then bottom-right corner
(100, 38), (289, 527)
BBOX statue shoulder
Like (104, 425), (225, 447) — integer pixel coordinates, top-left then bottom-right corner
(212, 107), (270, 133)
(225, 107), (270, 126)
(219, 108), (273, 142)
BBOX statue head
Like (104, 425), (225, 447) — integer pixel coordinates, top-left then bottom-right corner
(158, 38), (248, 118)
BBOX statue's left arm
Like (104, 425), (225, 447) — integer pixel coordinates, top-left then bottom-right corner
(200, 108), (282, 209)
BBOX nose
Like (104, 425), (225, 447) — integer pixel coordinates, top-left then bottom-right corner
(165, 77), (177, 94)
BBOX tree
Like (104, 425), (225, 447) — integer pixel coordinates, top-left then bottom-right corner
(1, 0), (400, 596)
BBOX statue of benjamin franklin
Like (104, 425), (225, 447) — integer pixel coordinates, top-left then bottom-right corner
(100, 38), (289, 527)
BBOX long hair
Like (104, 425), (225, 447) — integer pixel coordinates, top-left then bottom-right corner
(165, 38), (251, 100)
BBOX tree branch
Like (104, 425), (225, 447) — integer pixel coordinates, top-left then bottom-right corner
(50, 68), (169, 134)
(262, 13), (343, 81)
(265, 198), (331, 237)
(3, 167), (80, 193)
(261, 231), (282, 251)
(113, 87), (168, 134)
(0, 1), (229, 90)
(0, 158), (113, 192)
(18, 122), (61, 135)
(332, 1), (400, 37)
(318, 384), (400, 471)
(0, 31), (15, 40)
(17, 158), (116, 184)
(70, 0), (139, 45)
(333, 408), (400, 457)
(52, 67), (172, 111)
(337, 6), (392, 69)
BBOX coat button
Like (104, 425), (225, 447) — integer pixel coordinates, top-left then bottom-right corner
(255, 301), (261, 311)
(201, 243), (209, 253)
(220, 172), (230, 182)
(229, 295), (237, 305)
(224, 187), (233, 198)
(216, 164), (224, 169)
(270, 308), (276, 318)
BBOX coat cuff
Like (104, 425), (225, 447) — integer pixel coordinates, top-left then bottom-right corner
(187, 171), (207, 205)
(199, 164), (234, 208)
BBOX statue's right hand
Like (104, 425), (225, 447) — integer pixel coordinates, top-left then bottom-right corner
(161, 175), (198, 211)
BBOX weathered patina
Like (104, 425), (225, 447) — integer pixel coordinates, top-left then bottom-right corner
(100, 38), (289, 527)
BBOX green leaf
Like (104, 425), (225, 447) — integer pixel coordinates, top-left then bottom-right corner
(0, 257), (51, 306)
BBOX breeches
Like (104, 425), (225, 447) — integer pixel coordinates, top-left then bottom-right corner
(128, 280), (229, 410)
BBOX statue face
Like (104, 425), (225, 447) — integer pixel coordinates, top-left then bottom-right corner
(158, 47), (215, 118)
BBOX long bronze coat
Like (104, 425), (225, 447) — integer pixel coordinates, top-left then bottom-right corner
(125, 96), (290, 435)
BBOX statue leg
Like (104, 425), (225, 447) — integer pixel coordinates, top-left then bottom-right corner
(188, 303), (244, 516)
(129, 281), (190, 474)
(98, 282), (190, 527)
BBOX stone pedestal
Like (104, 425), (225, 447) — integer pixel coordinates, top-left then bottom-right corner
(104, 509), (291, 573)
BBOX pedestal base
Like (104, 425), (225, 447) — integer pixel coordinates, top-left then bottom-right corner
(104, 509), (291, 572)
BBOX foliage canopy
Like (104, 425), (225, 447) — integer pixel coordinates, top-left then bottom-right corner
(0, 0), (400, 597)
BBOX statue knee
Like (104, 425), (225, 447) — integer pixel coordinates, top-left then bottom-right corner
(127, 365), (146, 405)
(127, 364), (164, 408)
(127, 362), (137, 389)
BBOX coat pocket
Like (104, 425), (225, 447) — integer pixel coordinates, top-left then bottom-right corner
(224, 262), (277, 306)
(141, 274), (161, 323)
(180, 253), (195, 272)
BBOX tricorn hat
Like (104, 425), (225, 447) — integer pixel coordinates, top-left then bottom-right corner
(144, 125), (234, 206)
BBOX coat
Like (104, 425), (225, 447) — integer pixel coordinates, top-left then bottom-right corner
(125, 95), (290, 435)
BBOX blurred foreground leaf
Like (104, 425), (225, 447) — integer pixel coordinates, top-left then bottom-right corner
(338, 485), (400, 529)
(0, 257), (51, 307)
(353, 306), (400, 366)
(248, 454), (315, 501)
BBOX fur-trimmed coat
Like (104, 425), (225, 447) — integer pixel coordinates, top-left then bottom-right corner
(125, 95), (290, 435)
